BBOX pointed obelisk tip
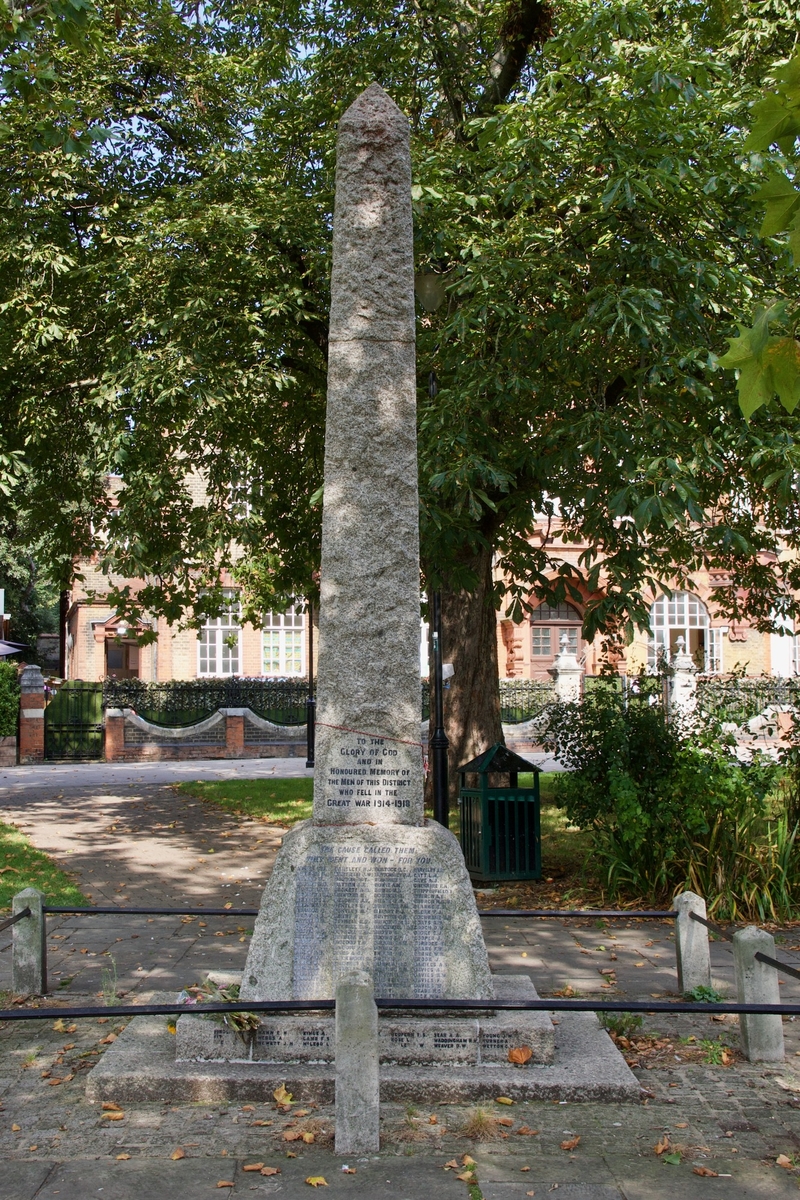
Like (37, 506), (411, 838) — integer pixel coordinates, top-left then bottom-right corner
(341, 81), (407, 127)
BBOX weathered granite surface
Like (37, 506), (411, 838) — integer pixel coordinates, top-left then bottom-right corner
(177, 975), (553, 1065)
(241, 83), (493, 1003)
(240, 820), (493, 1000)
(314, 83), (422, 827)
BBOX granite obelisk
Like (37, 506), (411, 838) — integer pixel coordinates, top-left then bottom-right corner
(313, 82), (424, 825)
(241, 85), (492, 1002)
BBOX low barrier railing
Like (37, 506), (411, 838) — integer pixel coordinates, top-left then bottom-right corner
(3, 889), (796, 1061)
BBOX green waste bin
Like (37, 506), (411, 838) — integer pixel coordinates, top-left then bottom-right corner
(457, 743), (541, 883)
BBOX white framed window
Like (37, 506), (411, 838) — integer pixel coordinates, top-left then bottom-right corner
(263, 603), (305, 676)
(648, 591), (720, 673)
(198, 590), (241, 676)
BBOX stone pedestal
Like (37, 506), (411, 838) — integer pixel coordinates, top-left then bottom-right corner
(241, 821), (492, 1001)
(548, 637), (583, 704)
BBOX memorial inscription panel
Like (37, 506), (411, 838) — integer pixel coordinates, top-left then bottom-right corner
(320, 731), (419, 814)
(291, 841), (446, 998)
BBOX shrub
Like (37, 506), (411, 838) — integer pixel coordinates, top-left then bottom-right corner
(0, 662), (19, 738)
(543, 685), (792, 920)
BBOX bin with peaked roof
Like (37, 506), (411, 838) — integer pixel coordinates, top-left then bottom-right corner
(457, 743), (541, 883)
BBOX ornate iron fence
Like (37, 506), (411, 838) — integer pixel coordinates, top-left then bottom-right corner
(696, 676), (800, 726)
(103, 678), (311, 727)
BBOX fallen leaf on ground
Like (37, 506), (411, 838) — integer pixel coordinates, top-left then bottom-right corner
(261, 1167), (281, 1176)
(295, 1109), (310, 1117)
(662, 1152), (682, 1165)
(116, 1153), (130, 1160)
(497, 1117), (514, 1127)
(273, 1084), (293, 1105)
(48, 1078), (63, 1087)
(301, 1132), (315, 1144)
(429, 1114), (438, 1124)
(777, 1154), (794, 1169)
(509, 1045), (533, 1065)
(444, 1160), (459, 1170)
(495, 1096), (514, 1105)
(526, 1192), (535, 1197)
(456, 1172), (476, 1182)
(654, 1136), (670, 1156)
(305, 1177), (328, 1187)
(98, 1034), (117, 1044)
(52, 1019), (68, 1032)
(521, 1166), (531, 1172)
(282, 1130), (302, 1141)
(251, 1120), (273, 1126)
(286, 1152), (297, 1159)
(102, 1112), (125, 1121)
(560, 1136), (580, 1151)
(342, 1167), (356, 1174)
(675, 1123), (688, 1129)
(242, 1162), (264, 1171)
(11, 1124), (20, 1132)
(216, 1183), (234, 1189)
(693, 1167), (719, 1177)
(462, 1155), (476, 1166)
(170, 1148), (185, 1160)
(517, 1127), (539, 1136)
(102, 1102), (122, 1111)
(29, 1144), (38, 1151)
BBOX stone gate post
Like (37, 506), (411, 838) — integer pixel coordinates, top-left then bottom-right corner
(18, 665), (45, 765)
(548, 634), (583, 704)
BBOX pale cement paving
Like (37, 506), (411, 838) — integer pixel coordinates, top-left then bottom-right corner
(2, 776), (800, 1196)
(2, 1004), (800, 1199)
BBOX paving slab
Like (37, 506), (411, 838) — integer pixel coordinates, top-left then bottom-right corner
(1, 1160), (56, 1200)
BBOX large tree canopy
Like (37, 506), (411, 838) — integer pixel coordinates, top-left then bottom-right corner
(2, 0), (800, 766)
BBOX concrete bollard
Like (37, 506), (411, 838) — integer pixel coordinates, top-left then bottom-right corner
(733, 926), (784, 1062)
(674, 890), (711, 995)
(12, 888), (47, 995)
(335, 971), (379, 1155)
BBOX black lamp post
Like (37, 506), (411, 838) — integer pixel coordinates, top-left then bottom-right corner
(305, 600), (316, 768)
(415, 270), (449, 825)
(430, 590), (449, 828)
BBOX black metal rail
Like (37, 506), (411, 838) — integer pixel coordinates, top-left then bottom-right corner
(0, 907), (30, 934)
(689, 911), (734, 941)
(480, 909), (677, 919)
(43, 906), (259, 917)
(755, 951), (800, 984)
(2, 997), (800, 1022)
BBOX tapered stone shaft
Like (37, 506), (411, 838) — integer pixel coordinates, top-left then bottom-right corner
(314, 83), (423, 826)
(240, 86), (492, 1002)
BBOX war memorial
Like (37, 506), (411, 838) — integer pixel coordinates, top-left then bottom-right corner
(86, 85), (638, 1143)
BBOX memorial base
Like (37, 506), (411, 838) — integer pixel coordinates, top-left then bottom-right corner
(241, 820), (493, 1002)
(85, 977), (640, 1106)
(177, 976), (554, 1066)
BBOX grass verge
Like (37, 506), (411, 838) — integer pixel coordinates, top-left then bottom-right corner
(0, 820), (86, 909)
(176, 777), (313, 827)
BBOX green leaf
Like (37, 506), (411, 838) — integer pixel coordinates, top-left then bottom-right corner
(763, 336), (800, 413)
(744, 94), (800, 152)
(754, 175), (800, 237)
(735, 357), (775, 420)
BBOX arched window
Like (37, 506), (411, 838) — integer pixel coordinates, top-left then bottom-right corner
(530, 601), (582, 659)
(648, 592), (722, 674)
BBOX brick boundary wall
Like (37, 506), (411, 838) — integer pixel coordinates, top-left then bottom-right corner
(104, 707), (306, 762)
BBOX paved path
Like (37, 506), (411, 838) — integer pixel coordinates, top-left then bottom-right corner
(1, 766), (800, 1197)
(0, 757), (314, 795)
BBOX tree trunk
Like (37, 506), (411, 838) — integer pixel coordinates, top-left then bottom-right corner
(427, 541), (504, 809)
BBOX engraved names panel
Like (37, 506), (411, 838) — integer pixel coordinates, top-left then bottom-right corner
(291, 842), (446, 998)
